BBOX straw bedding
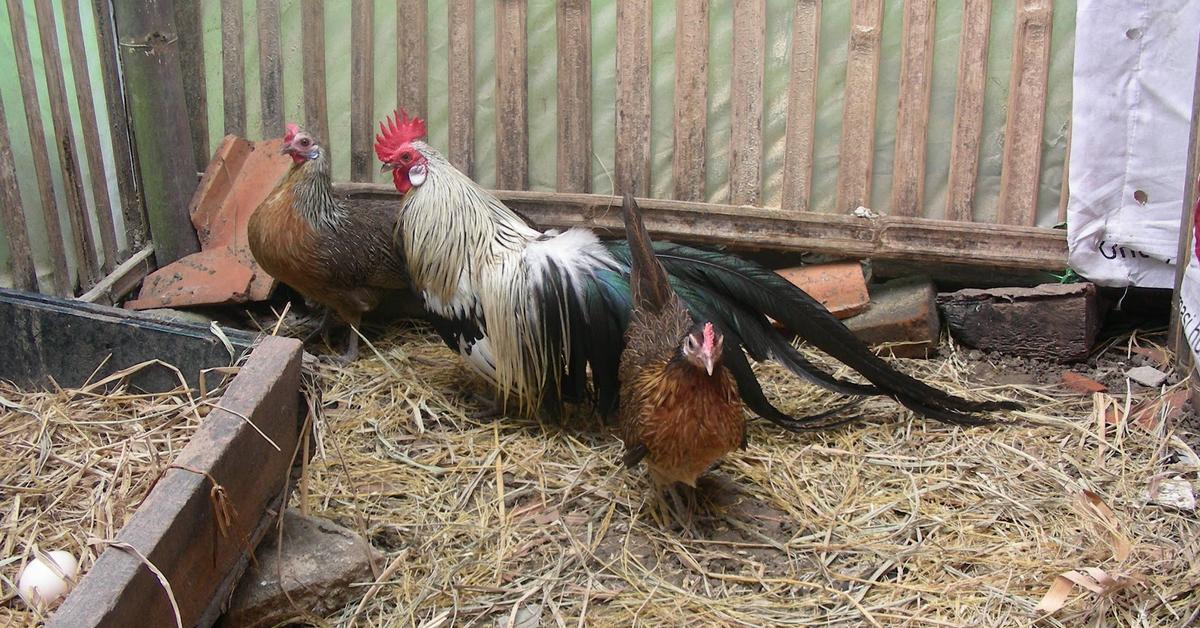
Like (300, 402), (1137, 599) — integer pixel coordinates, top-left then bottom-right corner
(2, 322), (1198, 626)
(299, 325), (1200, 626)
(0, 364), (223, 626)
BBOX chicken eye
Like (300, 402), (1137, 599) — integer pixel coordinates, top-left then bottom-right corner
(400, 151), (413, 163)
(299, 138), (311, 147)
(684, 336), (697, 351)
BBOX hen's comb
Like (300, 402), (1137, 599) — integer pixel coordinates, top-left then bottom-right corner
(375, 109), (426, 161)
(702, 322), (716, 353)
(283, 122), (300, 143)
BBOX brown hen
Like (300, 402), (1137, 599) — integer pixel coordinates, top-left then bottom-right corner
(617, 193), (745, 489)
(249, 123), (411, 361)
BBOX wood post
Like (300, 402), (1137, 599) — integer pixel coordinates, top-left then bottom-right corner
(1169, 33), (1200, 405)
(110, 0), (202, 266)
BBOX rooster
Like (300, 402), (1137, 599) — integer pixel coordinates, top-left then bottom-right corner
(374, 110), (1018, 427)
(249, 123), (410, 362)
(617, 192), (744, 488)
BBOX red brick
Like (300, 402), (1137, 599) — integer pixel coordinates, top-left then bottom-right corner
(843, 276), (939, 358)
(775, 261), (869, 319)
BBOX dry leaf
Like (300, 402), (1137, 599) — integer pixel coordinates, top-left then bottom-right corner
(1078, 490), (1132, 561)
(1130, 345), (1170, 368)
(1131, 389), (1189, 431)
(1035, 567), (1140, 614)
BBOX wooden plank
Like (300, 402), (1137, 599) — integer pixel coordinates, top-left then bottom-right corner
(77, 245), (155, 306)
(62, 0), (120, 273)
(221, 0), (246, 137)
(889, 0), (937, 217)
(782, 0), (820, 212)
(336, 183), (1070, 271)
(835, 0), (885, 213)
(945, 0), (991, 222)
(48, 336), (303, 628)
(615, 0), (651, 196)
(997, 0), (1054, 226)
(556, 0), (592, 193)
(300, 0), (330, 144)
(257, 0), (285, 137)
(1169, 39), (1200, 376)
(5, 0), (69, 294)
(33, 0), (101, 287)
(397, 0), (428, 117)
(672, 0), (708, 202)
(447, 0), (475, 176)
(730, 0), (765, 206)
(494, 0), (528, 190)
(0, 97), (37, 291)
(350, 0), (375, 182)
(173, 0), (209, 171)
(92, 0), (147, 254)
(115, 0), (203, 265)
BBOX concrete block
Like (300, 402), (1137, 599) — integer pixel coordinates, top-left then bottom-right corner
(937, 283), (1101, 363)
(218, 510), (382, 628)
(844, 276), (939, 358)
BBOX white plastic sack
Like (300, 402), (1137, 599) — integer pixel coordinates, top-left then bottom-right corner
(1066, 0), (1200, 288)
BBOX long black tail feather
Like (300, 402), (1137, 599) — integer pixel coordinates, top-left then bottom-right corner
(605, 241), (1020, 423)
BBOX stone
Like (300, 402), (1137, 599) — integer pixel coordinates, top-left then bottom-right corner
(1126, 365), (1169, 388)
(843, 276), (939, 358)
(937, 283), (1101, 363)
(1144, 479), (1196, 511)
(774, 262), (870, 319)
(217, 509), (382, 628)
(1062, 372), (1107, 394)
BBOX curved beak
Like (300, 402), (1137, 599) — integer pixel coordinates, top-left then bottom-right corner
(280, 145), (293, 156)
(702, 353), (715, 377)
(380, 162), (396, 172)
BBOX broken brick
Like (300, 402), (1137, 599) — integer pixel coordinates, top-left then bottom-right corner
(775, 262), (869, 319)
(937, 283), (1101, 363)
(217, 509), (381, 628)
(843, 276), (939, 359)
(1062, 372), (1107, 394)
(127, 135), (292, 310)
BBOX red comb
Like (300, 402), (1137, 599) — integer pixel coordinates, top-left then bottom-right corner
(284, 123), (299, 143)
(702, 322), (715, 353)
(375, 109), (426, 161)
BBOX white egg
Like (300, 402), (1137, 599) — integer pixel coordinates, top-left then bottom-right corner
(17, 550), (79, 609)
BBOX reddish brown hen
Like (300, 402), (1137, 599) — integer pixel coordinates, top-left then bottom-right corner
(617, 193), (745, 489)
(249, 123), (411, 361)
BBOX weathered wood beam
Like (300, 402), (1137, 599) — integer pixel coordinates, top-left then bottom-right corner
(494, 0), (528, 189)
(93, 0), (148, 254)
(556, 0), (592, 193)
(112, 0), (202, 265)
(77, 244), (156, 306)
(334, 183), (1068, 271)
(0, 96), (37, 291)
(49, 336), (304, 627)
(447, 0), (475, 176)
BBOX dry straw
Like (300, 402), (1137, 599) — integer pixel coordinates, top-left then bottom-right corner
(297, 325), (1200, 626)
(3, 323), (1198, 626)
(0, 362), (226, 626)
